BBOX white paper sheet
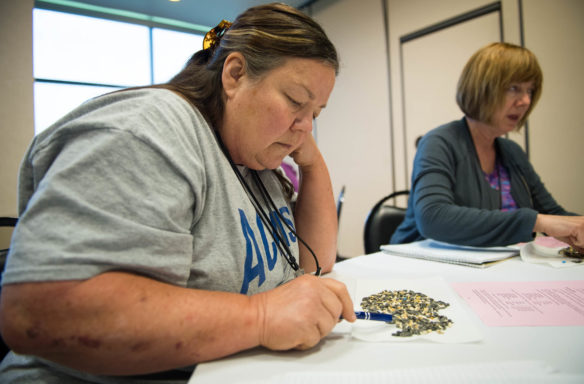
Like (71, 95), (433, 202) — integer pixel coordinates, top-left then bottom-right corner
(249, 361), (583, 384)
(346, 276), (483, 343)
(380, 239), (518, 267)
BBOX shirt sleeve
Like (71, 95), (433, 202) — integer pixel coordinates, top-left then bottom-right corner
(4, 128), (197, 286)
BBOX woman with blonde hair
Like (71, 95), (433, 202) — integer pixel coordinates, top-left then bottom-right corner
(392, 42), (584, 249)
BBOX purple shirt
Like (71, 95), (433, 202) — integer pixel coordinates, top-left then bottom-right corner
(484, 160), (517, 211)
(280, 162), (299, 192)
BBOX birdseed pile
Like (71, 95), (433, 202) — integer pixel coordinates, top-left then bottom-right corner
(360, 289), (453, 337)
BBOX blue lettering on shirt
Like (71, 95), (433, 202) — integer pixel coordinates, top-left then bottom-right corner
(239, 206), (297, 294)
(258, 212), (278, 271)
(279, 206), (297, 243)
(270, 211), (290, 247)
(239, 209), (265, 294)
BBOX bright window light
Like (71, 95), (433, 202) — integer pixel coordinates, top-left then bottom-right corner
(152, 28), (204, 83)
(33, 9), (151, 86)
(34, 82), (122, 134)
(33, 7), (205, 135)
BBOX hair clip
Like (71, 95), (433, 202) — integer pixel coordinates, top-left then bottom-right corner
(203, 20), (232, 50)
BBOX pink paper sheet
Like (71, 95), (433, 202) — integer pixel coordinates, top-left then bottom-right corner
(451, 280), (584, 326)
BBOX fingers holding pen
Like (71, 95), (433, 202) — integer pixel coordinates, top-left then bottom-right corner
(320, 278), (356, 323)
(251, 275), (354, 351)
(292, 277), (355, 350)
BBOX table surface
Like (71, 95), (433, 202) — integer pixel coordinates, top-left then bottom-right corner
(189, 253), (584, 383)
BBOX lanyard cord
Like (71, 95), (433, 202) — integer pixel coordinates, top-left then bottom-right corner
(229, 162), (300, 272)
(251, 170), (321, 276)
(210, 128), (320, 274)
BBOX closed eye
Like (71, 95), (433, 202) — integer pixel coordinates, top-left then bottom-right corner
(286, 95), (302, 108)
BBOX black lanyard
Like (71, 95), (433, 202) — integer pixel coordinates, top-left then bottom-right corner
(212, 130), (321, 276)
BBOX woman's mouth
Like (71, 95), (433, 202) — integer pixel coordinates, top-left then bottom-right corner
(507, 114), (520, 122)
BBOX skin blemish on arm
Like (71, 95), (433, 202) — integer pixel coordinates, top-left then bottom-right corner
(77, 335), (101, 349)
(130, 341), (151, 352)
(26, 327), (40, 339)
(50, 338), (66, 348)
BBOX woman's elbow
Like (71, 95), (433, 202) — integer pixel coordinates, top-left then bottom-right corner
(1, 296), (28, 354)
(0, 284), (54, 355)
(415, 207), (451, 242)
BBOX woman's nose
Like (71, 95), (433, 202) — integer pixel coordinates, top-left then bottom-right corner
(517, 90), (532, 106)
(293, 114), (314, 133)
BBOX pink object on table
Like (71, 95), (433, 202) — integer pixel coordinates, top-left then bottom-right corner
(533, 236), (569, 256)
(452, 280), (584, 327)
(534, 236), (569, 248)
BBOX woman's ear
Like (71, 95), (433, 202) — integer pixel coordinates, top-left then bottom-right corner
(222, 52), (247, 98)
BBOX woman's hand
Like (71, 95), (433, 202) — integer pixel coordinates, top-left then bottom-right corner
(251, 275), (355, 351)
(289, 134), (321, 170)
(534, 214), (584, 252)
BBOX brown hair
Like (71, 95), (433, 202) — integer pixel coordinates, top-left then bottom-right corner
(456, 42), (543, 129)
(148, 3), (338, 198)
(159, 2), (338, 130)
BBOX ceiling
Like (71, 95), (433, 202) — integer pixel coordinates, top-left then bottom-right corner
(57, 0), (318, 29)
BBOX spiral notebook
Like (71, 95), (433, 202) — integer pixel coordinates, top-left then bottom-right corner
(380, 239), (520, 268)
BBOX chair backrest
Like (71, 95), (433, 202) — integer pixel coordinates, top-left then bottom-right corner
(336, 185), (345, 224)
(363, 191), (409, 254)
(336, 186), (346, 262)
(0, 217), (17, 360)
(0, 217), (17, 266)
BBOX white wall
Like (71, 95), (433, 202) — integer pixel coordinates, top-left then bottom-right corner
(312, 0), (391, 257)
(523, 0), (584, 214)
(0, 0), (34, 248)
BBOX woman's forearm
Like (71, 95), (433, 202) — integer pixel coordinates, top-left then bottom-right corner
(0, 271), (261, 375)
(294, 153), (337, 273)
(1, 271), (357, 376)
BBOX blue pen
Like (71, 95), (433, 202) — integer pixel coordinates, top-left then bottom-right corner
(354, 311), (393, 322)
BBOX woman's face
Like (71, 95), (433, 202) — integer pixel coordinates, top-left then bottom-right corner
(491, 81), (535, 135)
(221, 57), (336, 170)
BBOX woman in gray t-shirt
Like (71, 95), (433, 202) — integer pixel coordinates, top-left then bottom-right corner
(0, 4), (356, 383)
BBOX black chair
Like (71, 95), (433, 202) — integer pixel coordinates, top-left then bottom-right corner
(363, 190), (409, 254)
(336, 186), (347, 262)
(0, 217), (17, 360)
(336, 185), (345, 224)
(0, 217), (17, 252)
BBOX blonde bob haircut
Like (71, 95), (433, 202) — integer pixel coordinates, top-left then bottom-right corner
(456, 42), (543, 130)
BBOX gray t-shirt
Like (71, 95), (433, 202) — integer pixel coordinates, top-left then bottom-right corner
(0, 88), (299, 383)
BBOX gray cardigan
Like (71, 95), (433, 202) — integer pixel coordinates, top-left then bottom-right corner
(391, 118), (574, 247)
